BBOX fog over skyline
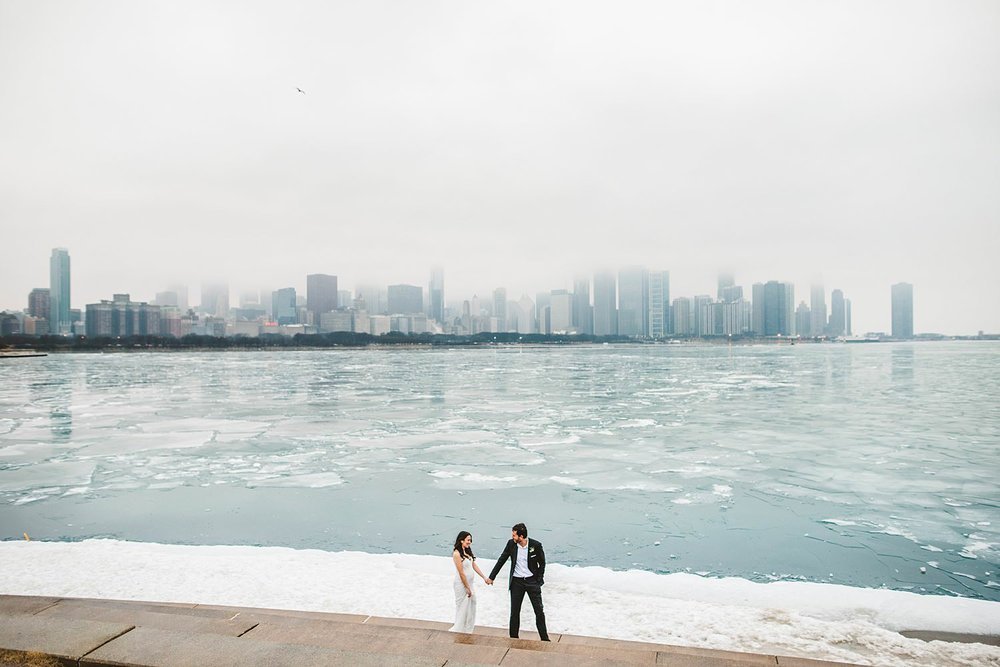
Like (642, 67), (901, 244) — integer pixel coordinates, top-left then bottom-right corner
(2, 1), (998, 334)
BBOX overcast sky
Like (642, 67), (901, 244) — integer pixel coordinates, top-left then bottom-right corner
(2, 1), (998, 334)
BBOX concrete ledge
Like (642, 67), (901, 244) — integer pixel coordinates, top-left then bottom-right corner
(0, 595), (869, 667)
(0, 596), (62, 616)
(0, 614), (132, 664)
(79, 626), (446, 667)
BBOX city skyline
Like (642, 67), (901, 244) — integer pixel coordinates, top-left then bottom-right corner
(0, 248), (981, 336)
(0, 246), (935, 339)
(2, 2), (998, 334)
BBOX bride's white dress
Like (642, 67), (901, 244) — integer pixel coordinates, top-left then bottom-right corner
(449, 557), (476, 633)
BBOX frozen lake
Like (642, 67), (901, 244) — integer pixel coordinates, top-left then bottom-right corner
(1, 342), (998, 601)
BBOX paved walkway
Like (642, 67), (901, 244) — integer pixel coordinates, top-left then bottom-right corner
(1, 594), (865, 666)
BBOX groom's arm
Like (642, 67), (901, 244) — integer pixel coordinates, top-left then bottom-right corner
(488, 541), (512, 581)
(535, 541), (546, 584)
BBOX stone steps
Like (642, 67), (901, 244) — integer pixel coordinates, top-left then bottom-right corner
(0, 594), (861, 666)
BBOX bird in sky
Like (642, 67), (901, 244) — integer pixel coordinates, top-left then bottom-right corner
(296, 87), (306, 95)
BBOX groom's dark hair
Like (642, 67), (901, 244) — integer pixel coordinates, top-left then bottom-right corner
(512, 523), (528, 538)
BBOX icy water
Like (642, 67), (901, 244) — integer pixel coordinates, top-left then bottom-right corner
(1, 342), (998, 601)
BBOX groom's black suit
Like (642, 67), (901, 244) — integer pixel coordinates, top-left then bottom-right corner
(489, 538), (549, 641)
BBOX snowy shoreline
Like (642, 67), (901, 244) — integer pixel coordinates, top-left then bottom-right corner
(2, 539), (998, 667)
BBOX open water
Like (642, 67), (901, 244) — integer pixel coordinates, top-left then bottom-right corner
(1, 342), (998, 601)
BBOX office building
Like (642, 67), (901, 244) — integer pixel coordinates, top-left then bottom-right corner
(549, 290), (573, 333)
(751, 283), (765, 335)
(810, 284), (827, 338)
(796, 302), (811, 337)
(388, 284), (423, 315)
(306, 274), (338, 319)
(593, 271), (617, 336)
(85, 294), (161, 337)
(720, 285), (743, 303)
(272, 288), (297, 325)
(891, 283), (914, 339)
(428, 267), (445, 324)
(572, 275), (593, 335)
(356, 285), (387, 315)
(672, 297), (693, 335)
(721, 298), (752, 335)
(648, 270), (670, 338)
(717, 272), (735, 301)
(510, 294), (536, 334)
(200, 282), (229, 318)
(28, 288), (50, 320)
(49, 248), (71, 334)
(618, 266), (648, 337)
(829, 289), (846, 337)
(762, 281), (794, 336)
(493, 287), (508, 332)
(692, 295), (713, 336)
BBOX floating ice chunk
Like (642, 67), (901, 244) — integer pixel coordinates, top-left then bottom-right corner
(820, 519), (858, 527)
(247, 472), (343, 488)
(712, 484), (733, 498)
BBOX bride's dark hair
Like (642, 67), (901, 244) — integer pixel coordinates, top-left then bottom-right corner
(453, 531), (475, 560)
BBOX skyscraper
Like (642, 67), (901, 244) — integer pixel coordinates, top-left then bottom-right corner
(307, 274), (338, 319)
(592, 271), (617, 336)
(512, 294), (536, 334)
(429, 267), (445, 324)
(891, 283), (914, 339)
(720, 285), (743, 303)
(549, 290), (573, 333)
(493, 287), (508, 332)
(810, 283), (827, 339)
(572, 275), (593, 335)
(272, 288), (297, 325)
(200, 282), (229, 318)
(692, 295), (713, 336)
(617, 266), (648, 337)
(648, 271), (670, 338)
(387, 284), (423, 315)
(717, 272), (735, 301)
(828, 289), (846, 337)
(762, 281), (794, 336)
(796, 301), (811, 337)
(49, 248), (71, 334)
(168, 285), (190, 312)
(671, 297), (692, 335)
(28, 288), (50, 319)
(357, 285), (387, 315)
(751, 283), (765, 335)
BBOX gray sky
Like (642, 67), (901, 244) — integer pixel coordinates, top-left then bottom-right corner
(2, 1), (998, 334)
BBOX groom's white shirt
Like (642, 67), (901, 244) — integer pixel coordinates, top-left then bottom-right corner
(513, 541), (531, 577)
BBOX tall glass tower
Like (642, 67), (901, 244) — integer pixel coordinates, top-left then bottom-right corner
(49, 248), (71, 334)
(428, 267), (444, 325)
(891, 283), (914, 339)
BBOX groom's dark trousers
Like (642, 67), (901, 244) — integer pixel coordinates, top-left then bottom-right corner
(509, 575), (548, 641)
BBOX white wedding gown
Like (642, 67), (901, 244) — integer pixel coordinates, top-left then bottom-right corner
(449, 557), (476, 633)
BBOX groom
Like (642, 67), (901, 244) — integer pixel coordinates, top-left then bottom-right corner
(486, 522), (550, 641)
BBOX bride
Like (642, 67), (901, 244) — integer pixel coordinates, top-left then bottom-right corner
(449, 530), (488, 633)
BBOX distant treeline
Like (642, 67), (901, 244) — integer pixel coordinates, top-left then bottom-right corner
(0, 332), (638, 351)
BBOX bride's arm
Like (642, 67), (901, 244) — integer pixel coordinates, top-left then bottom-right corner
(472, 558), (487, 581)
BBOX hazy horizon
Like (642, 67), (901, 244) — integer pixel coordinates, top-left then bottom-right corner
(2, 1), (998, 334)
